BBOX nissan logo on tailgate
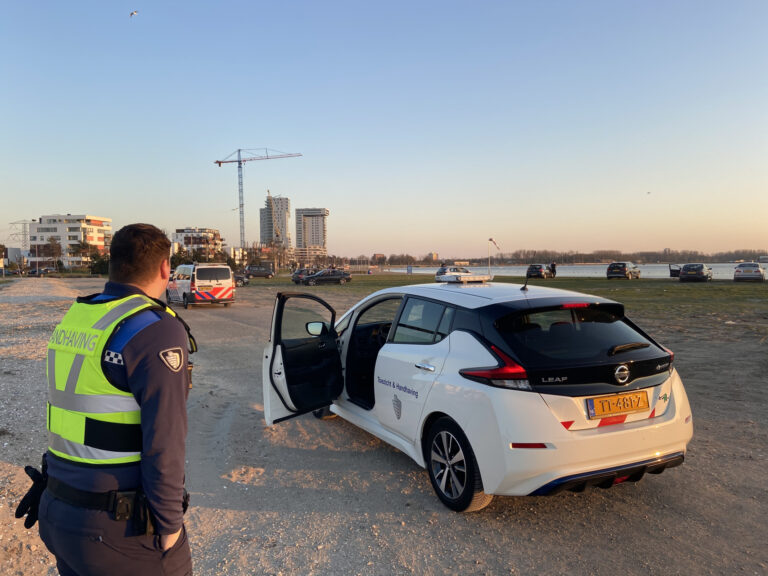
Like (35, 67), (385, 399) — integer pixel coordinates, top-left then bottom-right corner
(614, 364), (630, 384)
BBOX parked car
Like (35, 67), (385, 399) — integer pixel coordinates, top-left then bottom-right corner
(733, 262), (765, 282)
(668, 264), (681, 278)
(679, 263), (713, 282)
(302, 268), (352, 285)
(291, 268), (319, 284)
(166, 263), (235, 308)
(263, 279), (693, 512)
(526, 264), (553, 279)
(435, 266), (473, 282)
(28, 267), (55, 276)
(243, 265), (274, 279)
(606, 262), (641, 279)
(234, 274), (249, 287)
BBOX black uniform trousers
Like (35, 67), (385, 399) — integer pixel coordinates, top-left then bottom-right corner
(39, 490), (192, 576)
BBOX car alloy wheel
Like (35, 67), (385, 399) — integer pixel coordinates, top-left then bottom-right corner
(426, 417), (493, 512)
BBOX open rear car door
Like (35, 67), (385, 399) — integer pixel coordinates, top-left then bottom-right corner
(263, 293), (344, 424)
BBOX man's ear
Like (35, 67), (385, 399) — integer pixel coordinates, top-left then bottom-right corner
(160, 258), (171, 281)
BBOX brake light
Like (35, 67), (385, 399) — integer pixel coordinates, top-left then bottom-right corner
(460, 345), (531, 390)
(190, 280), (196, 292)
(561, 302), (589, 309)
(663, 346), (675, 363)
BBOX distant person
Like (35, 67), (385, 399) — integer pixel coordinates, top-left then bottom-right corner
(16, 223), (197, 576)
(550, 262), (557, 277)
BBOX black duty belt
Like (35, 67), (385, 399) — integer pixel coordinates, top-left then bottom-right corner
(46, 476), (140, 521)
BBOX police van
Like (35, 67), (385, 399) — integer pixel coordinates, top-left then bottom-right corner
(166, 263), (235, 308)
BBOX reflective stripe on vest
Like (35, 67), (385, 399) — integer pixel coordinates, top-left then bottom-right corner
(47, 294), (159, 465)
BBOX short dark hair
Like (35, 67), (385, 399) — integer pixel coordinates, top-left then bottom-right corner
(109, 223), (170, 284)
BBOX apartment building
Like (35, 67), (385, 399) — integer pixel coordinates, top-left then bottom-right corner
(172, 227), (224, 259)
(294, 207), (329, 264)
(259, 193), (292, 250)
(29, 214), (112, 268)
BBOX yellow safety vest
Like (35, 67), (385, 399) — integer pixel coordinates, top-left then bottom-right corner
(46, 294), (168, 465)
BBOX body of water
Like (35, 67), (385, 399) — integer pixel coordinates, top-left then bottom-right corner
(389, 263), (746, 280)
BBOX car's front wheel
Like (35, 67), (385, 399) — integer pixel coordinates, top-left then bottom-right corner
(425, 417), (493, 512)
(307, 279), (316, 286)
(183, 294), (189, 309)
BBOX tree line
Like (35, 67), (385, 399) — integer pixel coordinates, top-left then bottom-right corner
(368, 248), (767, 266)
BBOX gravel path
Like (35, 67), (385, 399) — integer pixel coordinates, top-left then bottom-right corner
(1, 278), (767, 575)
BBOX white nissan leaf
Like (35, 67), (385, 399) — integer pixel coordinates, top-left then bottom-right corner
(262, 280), (693, 512)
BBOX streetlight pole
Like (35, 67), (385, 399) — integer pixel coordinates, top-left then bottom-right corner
(488, 238), (500, 276)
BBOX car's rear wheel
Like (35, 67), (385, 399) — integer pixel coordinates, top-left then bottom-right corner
(308, 279), (316, 286)
(426, 417), (493, 512)
(339, 278), (346, 284)
(183, 294), (189, 309)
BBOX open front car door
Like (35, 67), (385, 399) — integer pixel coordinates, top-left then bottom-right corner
(263, 293), (344, 424)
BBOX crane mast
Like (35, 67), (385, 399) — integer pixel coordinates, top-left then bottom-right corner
(214, 148), (302, 254)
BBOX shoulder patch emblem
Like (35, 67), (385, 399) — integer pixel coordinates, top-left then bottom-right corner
(104, 350), (124, 365)
(159, 348), (184, 372)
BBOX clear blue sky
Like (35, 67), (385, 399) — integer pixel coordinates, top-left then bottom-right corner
(2, 1), (766, 258)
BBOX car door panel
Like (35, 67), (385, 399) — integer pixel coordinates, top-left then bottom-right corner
(373, 339), (449, 442)
(263, 293), (343, 425)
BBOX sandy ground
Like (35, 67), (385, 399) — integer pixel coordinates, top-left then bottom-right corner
(1, 277), (767, 576)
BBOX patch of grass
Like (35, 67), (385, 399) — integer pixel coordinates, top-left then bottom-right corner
(256, 274), (768, 327)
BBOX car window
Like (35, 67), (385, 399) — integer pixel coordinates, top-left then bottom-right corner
(494, 305), (655, 368)
(393, 298), (447, 344)
(196, 267), (231, 281)
(356, 298), (402, 326)
(280, 298), (333, 340)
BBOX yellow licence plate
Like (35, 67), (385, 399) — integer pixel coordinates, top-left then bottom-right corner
(586, 390), (649, 419)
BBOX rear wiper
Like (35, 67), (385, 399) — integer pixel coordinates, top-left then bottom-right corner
(609, 342), (650, 356)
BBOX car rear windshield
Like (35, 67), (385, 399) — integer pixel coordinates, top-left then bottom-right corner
(683, 264), (703, 271)
(608, 263), (626, 269)
(494, 305), (656, 368)
(196, 267), (231, 281)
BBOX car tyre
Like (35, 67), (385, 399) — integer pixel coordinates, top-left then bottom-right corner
(339, 278), (346, 284)
(308, 279), (316, 286)
(426, 417), (493, 513)
(183, 294), (189, 309)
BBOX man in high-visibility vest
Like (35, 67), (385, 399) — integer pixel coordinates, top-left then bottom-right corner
(16, 223), (196, 576)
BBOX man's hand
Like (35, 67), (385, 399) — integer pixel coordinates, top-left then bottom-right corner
(159, 528), (182, 551)
(15, 465), (47, 529)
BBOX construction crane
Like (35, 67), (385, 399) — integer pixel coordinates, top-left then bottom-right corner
(214, 148), (302, 253)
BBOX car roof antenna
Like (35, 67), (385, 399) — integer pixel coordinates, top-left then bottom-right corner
(521, 275), (529, 291)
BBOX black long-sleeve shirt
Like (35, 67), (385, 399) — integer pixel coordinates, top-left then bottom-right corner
(46, 282), (190, 535)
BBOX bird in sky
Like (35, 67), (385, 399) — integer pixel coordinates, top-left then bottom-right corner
(130, 10), (138, 18)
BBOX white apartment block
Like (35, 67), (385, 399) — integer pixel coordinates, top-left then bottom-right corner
(259, 193), (292, 249)
(172, 227), (224, 257)
(294, 208), (329, 263)
(29, 214), (112, 268)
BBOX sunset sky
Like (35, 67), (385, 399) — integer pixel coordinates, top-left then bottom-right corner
(2, 1), (766, 258)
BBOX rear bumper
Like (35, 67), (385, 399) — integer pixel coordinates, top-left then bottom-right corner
(530, 451), (684, 495)
(192, 290), (234, 303)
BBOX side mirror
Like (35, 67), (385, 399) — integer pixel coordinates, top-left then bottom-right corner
(306, 321), (328, 337)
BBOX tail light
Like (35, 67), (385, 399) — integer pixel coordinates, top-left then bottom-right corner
(190, 279), (196, 292)
(663, 346), (675, 365)
(460, 345), (532, 391)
